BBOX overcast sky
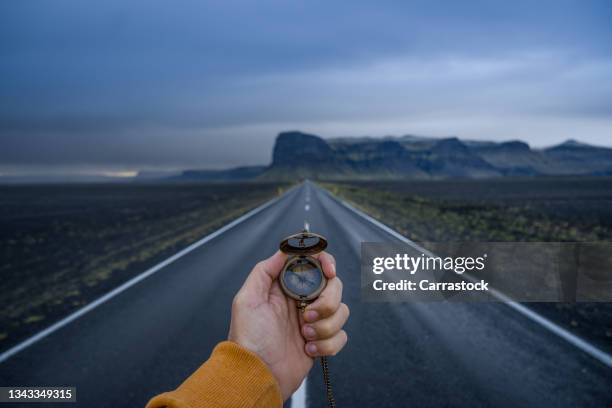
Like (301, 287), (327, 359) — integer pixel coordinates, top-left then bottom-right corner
(1, 0), (612, 174)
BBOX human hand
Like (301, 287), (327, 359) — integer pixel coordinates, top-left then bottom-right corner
(228, 250), (349, 400)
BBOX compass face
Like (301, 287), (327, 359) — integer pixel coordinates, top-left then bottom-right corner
(282, 258), (324, 297)
(286, 236), (321, 250)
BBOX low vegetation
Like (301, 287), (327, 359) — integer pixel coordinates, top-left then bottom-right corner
(324, 177), (612, 352)
(0, 182), (288, 349)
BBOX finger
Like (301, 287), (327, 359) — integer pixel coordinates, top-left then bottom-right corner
(313, 251), (336, 279)
(302, 303), (350, 341)
(287, 295), (303, 331)
(240, 251), (287, 298)
(305, 330), (348, 357)
(257, 250), (288, 280)
(304, 276), (342, 322)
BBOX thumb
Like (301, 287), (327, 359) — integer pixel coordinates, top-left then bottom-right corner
(241, 251), (287, 299)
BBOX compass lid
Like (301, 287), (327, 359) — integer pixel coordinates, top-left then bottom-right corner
(280, 231), (328, 256)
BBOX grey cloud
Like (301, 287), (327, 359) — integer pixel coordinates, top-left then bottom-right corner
(1, 0), (612, 171)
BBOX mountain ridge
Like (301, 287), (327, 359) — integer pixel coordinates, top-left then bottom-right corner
(174, 131), (612, 181)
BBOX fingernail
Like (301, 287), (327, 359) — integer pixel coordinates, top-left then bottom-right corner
(303, 325), (316, 339)
(306, 343), (317, 355)
(331, 263), (336, 276)
(304, 310), (318, 322)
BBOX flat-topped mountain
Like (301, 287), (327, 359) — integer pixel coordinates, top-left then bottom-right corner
(174, 131), (612, 180)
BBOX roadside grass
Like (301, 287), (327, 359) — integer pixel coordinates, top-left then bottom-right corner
(0, 182), (289, 350)
(323, 180), (611, 242)
(324, 178), (612, 353)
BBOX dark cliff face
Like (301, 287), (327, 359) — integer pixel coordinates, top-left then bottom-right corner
(271, 131), (335, 167)
(545, 139), (598, 152)
(476, 140), (531, 153)
(431, 137), (469, 155)
(176, 131), (612, 181)
(267, 132), (500, 179)
(542, 140), (612, 174)
(332, 139), (426, 177)
(416, 138), (499, 177)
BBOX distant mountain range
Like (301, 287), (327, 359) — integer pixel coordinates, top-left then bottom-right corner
(171, 131), (612, 180)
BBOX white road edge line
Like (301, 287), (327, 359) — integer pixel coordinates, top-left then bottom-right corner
(326, 188), (612, 369)
(0, 186), (297, 365)
(292, 378), (307, 408)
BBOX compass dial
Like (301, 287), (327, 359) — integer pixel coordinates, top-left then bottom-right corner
(282, 258), (323, 297)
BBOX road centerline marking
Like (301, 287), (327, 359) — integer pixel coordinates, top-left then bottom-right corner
(292, 377), (307, 408)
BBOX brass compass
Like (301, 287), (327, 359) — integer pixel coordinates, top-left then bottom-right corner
(279, 231), (328, 307)
(279, 230), (336, 408)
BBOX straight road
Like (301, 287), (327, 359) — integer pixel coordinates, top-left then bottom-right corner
(0, 181), (610, 407)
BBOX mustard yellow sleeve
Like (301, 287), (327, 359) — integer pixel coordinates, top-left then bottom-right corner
(146, 341), (283, 408)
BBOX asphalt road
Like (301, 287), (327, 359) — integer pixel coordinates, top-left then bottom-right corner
(0, 181), (610, 407)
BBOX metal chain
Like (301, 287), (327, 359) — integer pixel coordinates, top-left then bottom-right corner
(299, 301), (336, 408)
(320, 356), (336, 408)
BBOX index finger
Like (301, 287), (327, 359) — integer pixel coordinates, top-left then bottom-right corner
(304, 276), (343, 322)
(313, 251), (336, 279)
(240, 251), (287, 298)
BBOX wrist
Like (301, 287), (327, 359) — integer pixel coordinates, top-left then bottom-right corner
(227, 334), (285, 396)
(146, 341), (282, 408)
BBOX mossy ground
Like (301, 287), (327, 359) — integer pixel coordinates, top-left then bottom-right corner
(0, 182), (289, 350)
(324, 177), (612, 353)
